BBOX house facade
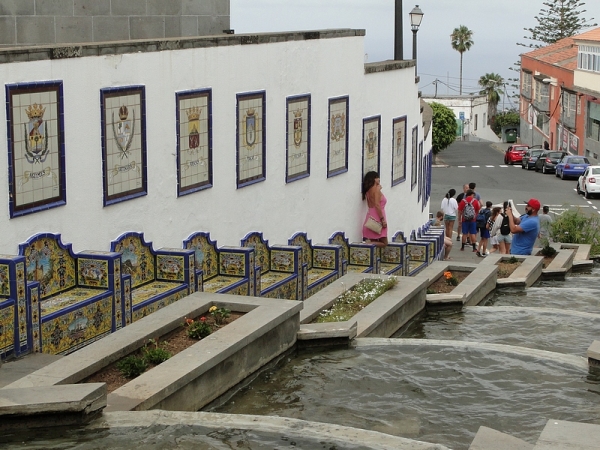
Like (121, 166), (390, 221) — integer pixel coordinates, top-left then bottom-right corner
(520, 28), (600, 160)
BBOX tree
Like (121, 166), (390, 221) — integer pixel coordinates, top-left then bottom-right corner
(430, 102), (456, 154)
(450, 25), (474, 95)
(492, 109), (520, 137)
(478, 73), (504, 125)
(520, 0), (597, 48)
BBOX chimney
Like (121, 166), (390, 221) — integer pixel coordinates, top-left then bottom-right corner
(394, 0), (403, 60)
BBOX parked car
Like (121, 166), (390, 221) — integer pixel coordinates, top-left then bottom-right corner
(577, 165), (600, 199)
(555, 155), (590, 180)
(534, 151), (567, 174)
(504, 144), (529, 165)
(521, 149), (545, 170)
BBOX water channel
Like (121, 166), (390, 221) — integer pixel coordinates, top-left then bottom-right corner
(209, 266), (600, 449)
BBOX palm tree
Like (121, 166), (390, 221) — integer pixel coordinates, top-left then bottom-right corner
(478, 73), (504, 124)
(450, 26), (474, 95)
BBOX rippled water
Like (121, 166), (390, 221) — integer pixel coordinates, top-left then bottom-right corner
(487, 266), (600, 312)
(210, 345), (600, 450)
(393, 307), (600, 356)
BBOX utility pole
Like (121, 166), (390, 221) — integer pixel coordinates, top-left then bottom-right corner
(394, 0), (403, 60)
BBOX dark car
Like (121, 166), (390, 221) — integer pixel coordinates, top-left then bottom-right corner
(534, 151), (568, 174)
(521, 149), (545, 170)
(504, 144), (529, 165)
(555, 155), (590, 180)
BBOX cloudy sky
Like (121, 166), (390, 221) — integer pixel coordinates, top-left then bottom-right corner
(231, 0), (600, 103)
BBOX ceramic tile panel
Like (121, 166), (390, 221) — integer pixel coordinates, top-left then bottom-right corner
(0, 263), (9, 296)
(219, 252), (246, 277)
(100, 86), (147, 206)
(111, 233), (156, 289)
(327, 96), (349, 178)
(349, 247), (373, 267)
(131, 281), (184, 306)
(40, 296), (113, 355)
(362, 115), (380, 180)
(157, 255), (186, 282)
(329, 233), (349, 263)
(270, 250), (296, 273)
(260, 271), (291, 290)
(241, 232), (270, 275)
(289, 233), (313, 270)
(408, 244), (426, 261)
(6, 81), (66, 218)
(77, 258), (109, 288)
(184, 233), (219, 280)
(313, 249), (336, 270)
(176, 88), (213, 196)
(286, 94), (311, 183)
(203, 276), (244, 293)
(132, 289), (187, 323)
(411, 125), (418, 191)
(19, 234), (77, 300)
(0, 299), (15, 355)
(262, 278), (297, 300)
(236, 91), (266, 188)
(392, 116), (407, 186)
(40, 287), (104, 316)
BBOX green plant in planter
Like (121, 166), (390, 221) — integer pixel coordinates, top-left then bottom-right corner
(184, 317), (212, 340)
(117, 355), (148, 378)
(316, 277), (397, 323)
(507, 256), (519, 264)
(142, 338), (172, 365)
(443, 271), (459, 286)
(209, 306), (231, 325)
(539, 239), (557, 257)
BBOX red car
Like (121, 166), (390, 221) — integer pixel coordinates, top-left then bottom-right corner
(504, 144), (529, 165)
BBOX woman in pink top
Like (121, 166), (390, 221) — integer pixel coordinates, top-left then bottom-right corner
(362, 171), (388, 248)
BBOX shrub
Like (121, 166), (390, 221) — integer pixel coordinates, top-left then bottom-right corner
(550, 208), (600, 255)
(539, 239), (557, 257)
(185, 317), (212, 340)
(142, 338), (172, 365)
(117, 355), (148, 378)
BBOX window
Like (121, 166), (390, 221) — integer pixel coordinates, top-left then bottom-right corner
(588, 101), (600, 142)
(483, 113), (486, 127)
(474, 114), (478, 130)
(521, 71), (532, 99)
(578, 44), (600, 72)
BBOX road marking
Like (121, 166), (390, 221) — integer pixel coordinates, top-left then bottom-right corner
(485, 165), (495, 168)
(472, 165), (480, 168)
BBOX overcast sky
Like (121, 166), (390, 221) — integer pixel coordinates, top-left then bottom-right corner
(231, 0), (600, 105)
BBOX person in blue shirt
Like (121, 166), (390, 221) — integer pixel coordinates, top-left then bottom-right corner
(506, 198), (541, 255)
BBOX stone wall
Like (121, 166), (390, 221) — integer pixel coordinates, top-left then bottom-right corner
(0, 0), (230, 46)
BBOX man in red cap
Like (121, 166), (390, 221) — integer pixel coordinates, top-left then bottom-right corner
(505, 198), (541, 255)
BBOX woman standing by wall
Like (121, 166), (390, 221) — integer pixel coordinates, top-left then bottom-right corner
(440, 189), (458, 240)
(362, 171), (388, 248)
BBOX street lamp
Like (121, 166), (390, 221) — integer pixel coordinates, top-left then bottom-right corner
(410, 5), (424, 74)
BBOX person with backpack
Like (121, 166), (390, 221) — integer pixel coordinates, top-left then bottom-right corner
(476, 201), (492, 257)
(497, 201), (512, 254)
(457, 189), (480, 252)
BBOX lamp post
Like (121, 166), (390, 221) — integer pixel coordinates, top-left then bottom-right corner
(410, 5), (424, 74)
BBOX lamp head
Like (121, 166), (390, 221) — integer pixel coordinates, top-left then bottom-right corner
(410, 5), (424, 31)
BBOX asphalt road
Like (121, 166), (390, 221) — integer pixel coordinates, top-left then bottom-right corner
(430, 140), (599, 220)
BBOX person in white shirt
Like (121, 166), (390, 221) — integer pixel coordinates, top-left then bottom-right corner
(440, 188), (458, 240)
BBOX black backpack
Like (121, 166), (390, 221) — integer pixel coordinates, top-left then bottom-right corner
(476, 208), (490, 228)
(500, 214), (511, 235)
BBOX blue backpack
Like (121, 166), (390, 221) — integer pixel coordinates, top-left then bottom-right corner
(476, 208), (490, 228)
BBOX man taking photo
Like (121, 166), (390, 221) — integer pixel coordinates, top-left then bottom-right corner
(506, 198), (541, 255)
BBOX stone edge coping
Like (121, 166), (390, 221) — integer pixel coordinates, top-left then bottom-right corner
(469, 425), (534, 450)
(297, 321), (358, 340)
(3, 293), (302, 390)
(353, 338), (588, 370)
(0, 383), (105, 416)
(536, 419), (600, 448)
(587, 340), (600, 361)
(481, 254), (543, 288)
(0, 29), (366, 64)
(91, 410), (451, 450)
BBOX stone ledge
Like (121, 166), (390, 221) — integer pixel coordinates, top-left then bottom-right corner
(587, 340), (600, 366)
(469, 425), (533, 450)
(536, 247), (575, 280)
(297, 320), (357, 341)
(365, 59), (414, 73)
(482, 254), (543, 288)
(0, 383), (106, 431)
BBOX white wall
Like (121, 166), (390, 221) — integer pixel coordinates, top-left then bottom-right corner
(0, 33), (428, 254)
(423, 95), (500, 142)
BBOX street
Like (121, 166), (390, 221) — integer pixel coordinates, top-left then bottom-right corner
(430, 140), (599, 220)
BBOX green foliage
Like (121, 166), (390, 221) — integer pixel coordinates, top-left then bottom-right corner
(210, 307), (231, 325)
(520, 0), (597, 48)
(540, 240), (558, 257)
(316, 277), (397, 323)
(142, 339), (172, 365)
(450, 25), (474, 94)
(478, 73), (504, 124)
(117, 355), (148, 379)
(430, 102), (457, 154)
(492, 109), (520, 136)
(550, 208), (600, 254)
(185, 317), (212, 340)
(507, 256), (519, 264)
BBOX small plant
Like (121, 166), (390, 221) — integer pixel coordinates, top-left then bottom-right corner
(426, 288), (437, 295)
(540, 240), (557, 258)
(507, 256), (519, 264)
(116, 355), (148, 378)
(209, 305), (231, 325)
(443, 271), (459, 286)
(184, 317), (212, 340)
(142, 338), (172, 365)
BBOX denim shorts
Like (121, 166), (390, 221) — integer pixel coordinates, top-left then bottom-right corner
(444, 214), (456, 221)
(497, 233), (512, 243)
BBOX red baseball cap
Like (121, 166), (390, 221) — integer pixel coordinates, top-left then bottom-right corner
(524, 198), (541, 211)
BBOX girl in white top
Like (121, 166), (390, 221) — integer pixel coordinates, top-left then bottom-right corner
(440, 189), (458, 239)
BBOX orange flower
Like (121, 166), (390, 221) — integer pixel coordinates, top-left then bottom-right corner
(200, 317), (206, 322)
(444, 271), (452, 279)
(185, 318), (194, 325)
